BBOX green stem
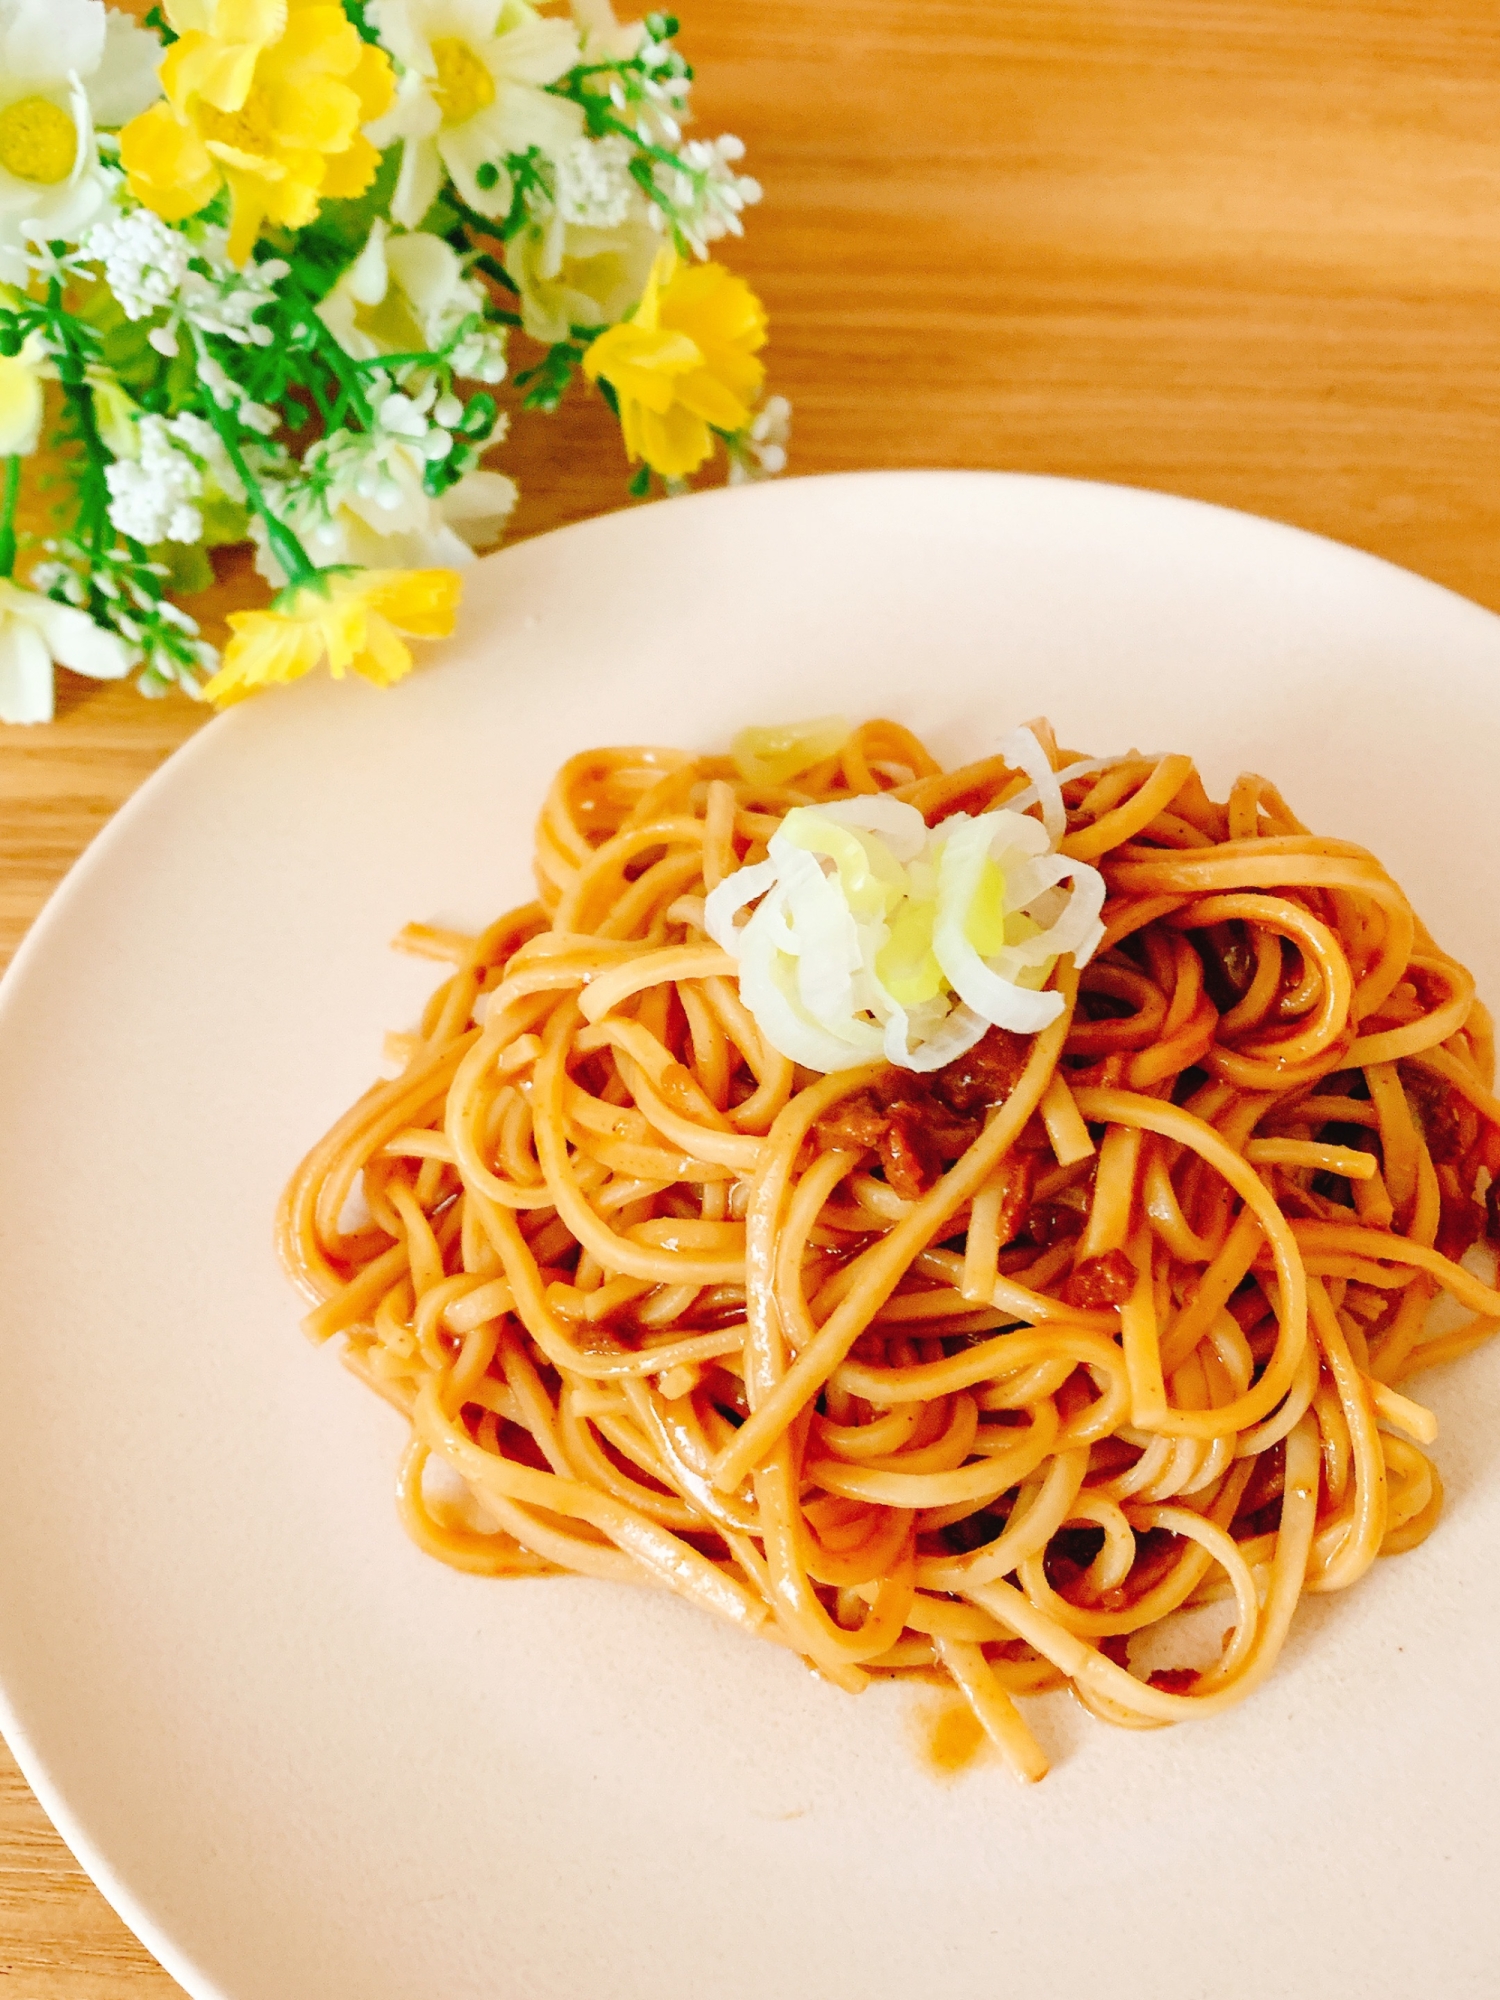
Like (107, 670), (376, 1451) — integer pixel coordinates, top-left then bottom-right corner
(602, 110), (684, 174)
(347, 310), (489, 374)
(444, 200), (525, 279)
(0, 455), (20, 580)
(202, 400), (317, 591)
(45, 282), (113, 578)
(468, 257), (523, 316)
(467, 252), (521, 302)
(283, 275), (376, 430)
(350, 348), (449, 373)
(58, 378), (114, 613)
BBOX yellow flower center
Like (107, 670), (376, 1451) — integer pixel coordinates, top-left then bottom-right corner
(0, 96), (78, 186)
(198, 95), (276, 161)
(429, 38), (495, 125)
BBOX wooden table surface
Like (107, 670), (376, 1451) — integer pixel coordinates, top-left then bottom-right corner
(5, 0), (1500, 1988)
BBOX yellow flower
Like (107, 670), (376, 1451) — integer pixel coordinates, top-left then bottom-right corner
(119, 0), (395, 266)
(583, 249), (767, 479)
(202, 566), (460, 706)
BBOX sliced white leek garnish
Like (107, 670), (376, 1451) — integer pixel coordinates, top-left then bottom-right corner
(704, 731), (1108, 1073)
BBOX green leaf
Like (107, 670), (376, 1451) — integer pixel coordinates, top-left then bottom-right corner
(164, 343), (202, 414)
(150, 540), (216, 594)
(514, 338), (584, 413)
(73, 284), (165, 397)
(423, 193), (465, 239)
(341, 0), (381, 45)
(278, 146), (401, 300)
(197, 496), (252, 549)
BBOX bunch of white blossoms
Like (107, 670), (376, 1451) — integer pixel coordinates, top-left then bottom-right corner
(0, 0), (782, 721)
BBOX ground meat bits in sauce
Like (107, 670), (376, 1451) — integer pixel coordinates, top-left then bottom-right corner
(878, 1105), (944, 1201)
(811, 1027), (1035, 1200)
(932, 1026), (1032, 1115)
(1062, 1248), (1137, 1309)
(992, 1156), (1036, 1247)
(811, 1094), (889, 1152)
(1026, 1199), (1084, 1249)
(1422, 1090), (1480, 1166)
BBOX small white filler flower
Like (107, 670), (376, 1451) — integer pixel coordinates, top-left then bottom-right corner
(103, 412), (222, 545)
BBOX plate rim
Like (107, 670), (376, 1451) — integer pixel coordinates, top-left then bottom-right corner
(4, 463), (1500, 1999)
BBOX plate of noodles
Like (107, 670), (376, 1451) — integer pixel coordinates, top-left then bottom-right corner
(3, 469), (1500, 2000)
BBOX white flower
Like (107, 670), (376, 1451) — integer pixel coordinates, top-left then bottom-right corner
(569, 0), (638, 58)
(0, 329), (49, 455)
(163, 408), (245, 506)
(102, 409), (245, 546)
(92, 211), (288, 358)
(252, 397), (516, 581)
(728, 394), (790, 485)
(432, 464), (516, 546)
(493, 129), (657, 343)
(655, 134), (760, 256)
(194, 351), (279, 435)
(86, 8), (163, 125)
(0, 577), (132, 724)
(505, 208), (657, 344)
(104, 413), (205, 544)
(15, 234), (94, 288)
(368, 0), (585, 229)
(83, 204), (188, 320)
(252, 458), (517, 577)
(162, 226), (287, 351)
(317, 219), (506, 383)
(554, 134), (633, 227)
(84, 206), (287, 356)
(0, 0), (161, 287)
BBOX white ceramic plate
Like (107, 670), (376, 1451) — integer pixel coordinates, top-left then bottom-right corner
(3, 471), (1499, 2000)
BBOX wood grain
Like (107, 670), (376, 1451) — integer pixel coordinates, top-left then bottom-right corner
(4, 0), (1499, 1987)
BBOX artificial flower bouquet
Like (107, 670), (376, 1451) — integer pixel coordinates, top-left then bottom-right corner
(0, 0), (785, 722)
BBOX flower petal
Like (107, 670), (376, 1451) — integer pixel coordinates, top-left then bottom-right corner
(0, 352), (44, 456)
(23, 598), (133, 681)
(1, 0), (104, 87)
(487, 77), (583, 153)
(352, 613), (415, 687)
(382, 226), (461, 312)
(318, 132), (381, 201)
(0, 617), (56, 724)
(437, 468), (517, 546)
(436, 115), (511, 217)
(489, 13), (580, 86)
(389, 131), (445, 228)
(672, 363), (756, 435)
(91, 13), (165, 125)
(120, 100), (221, 221)
(353, 566), (462, 636)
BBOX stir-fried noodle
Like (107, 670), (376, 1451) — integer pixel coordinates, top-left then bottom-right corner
(281, 719), (1500, 1781)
